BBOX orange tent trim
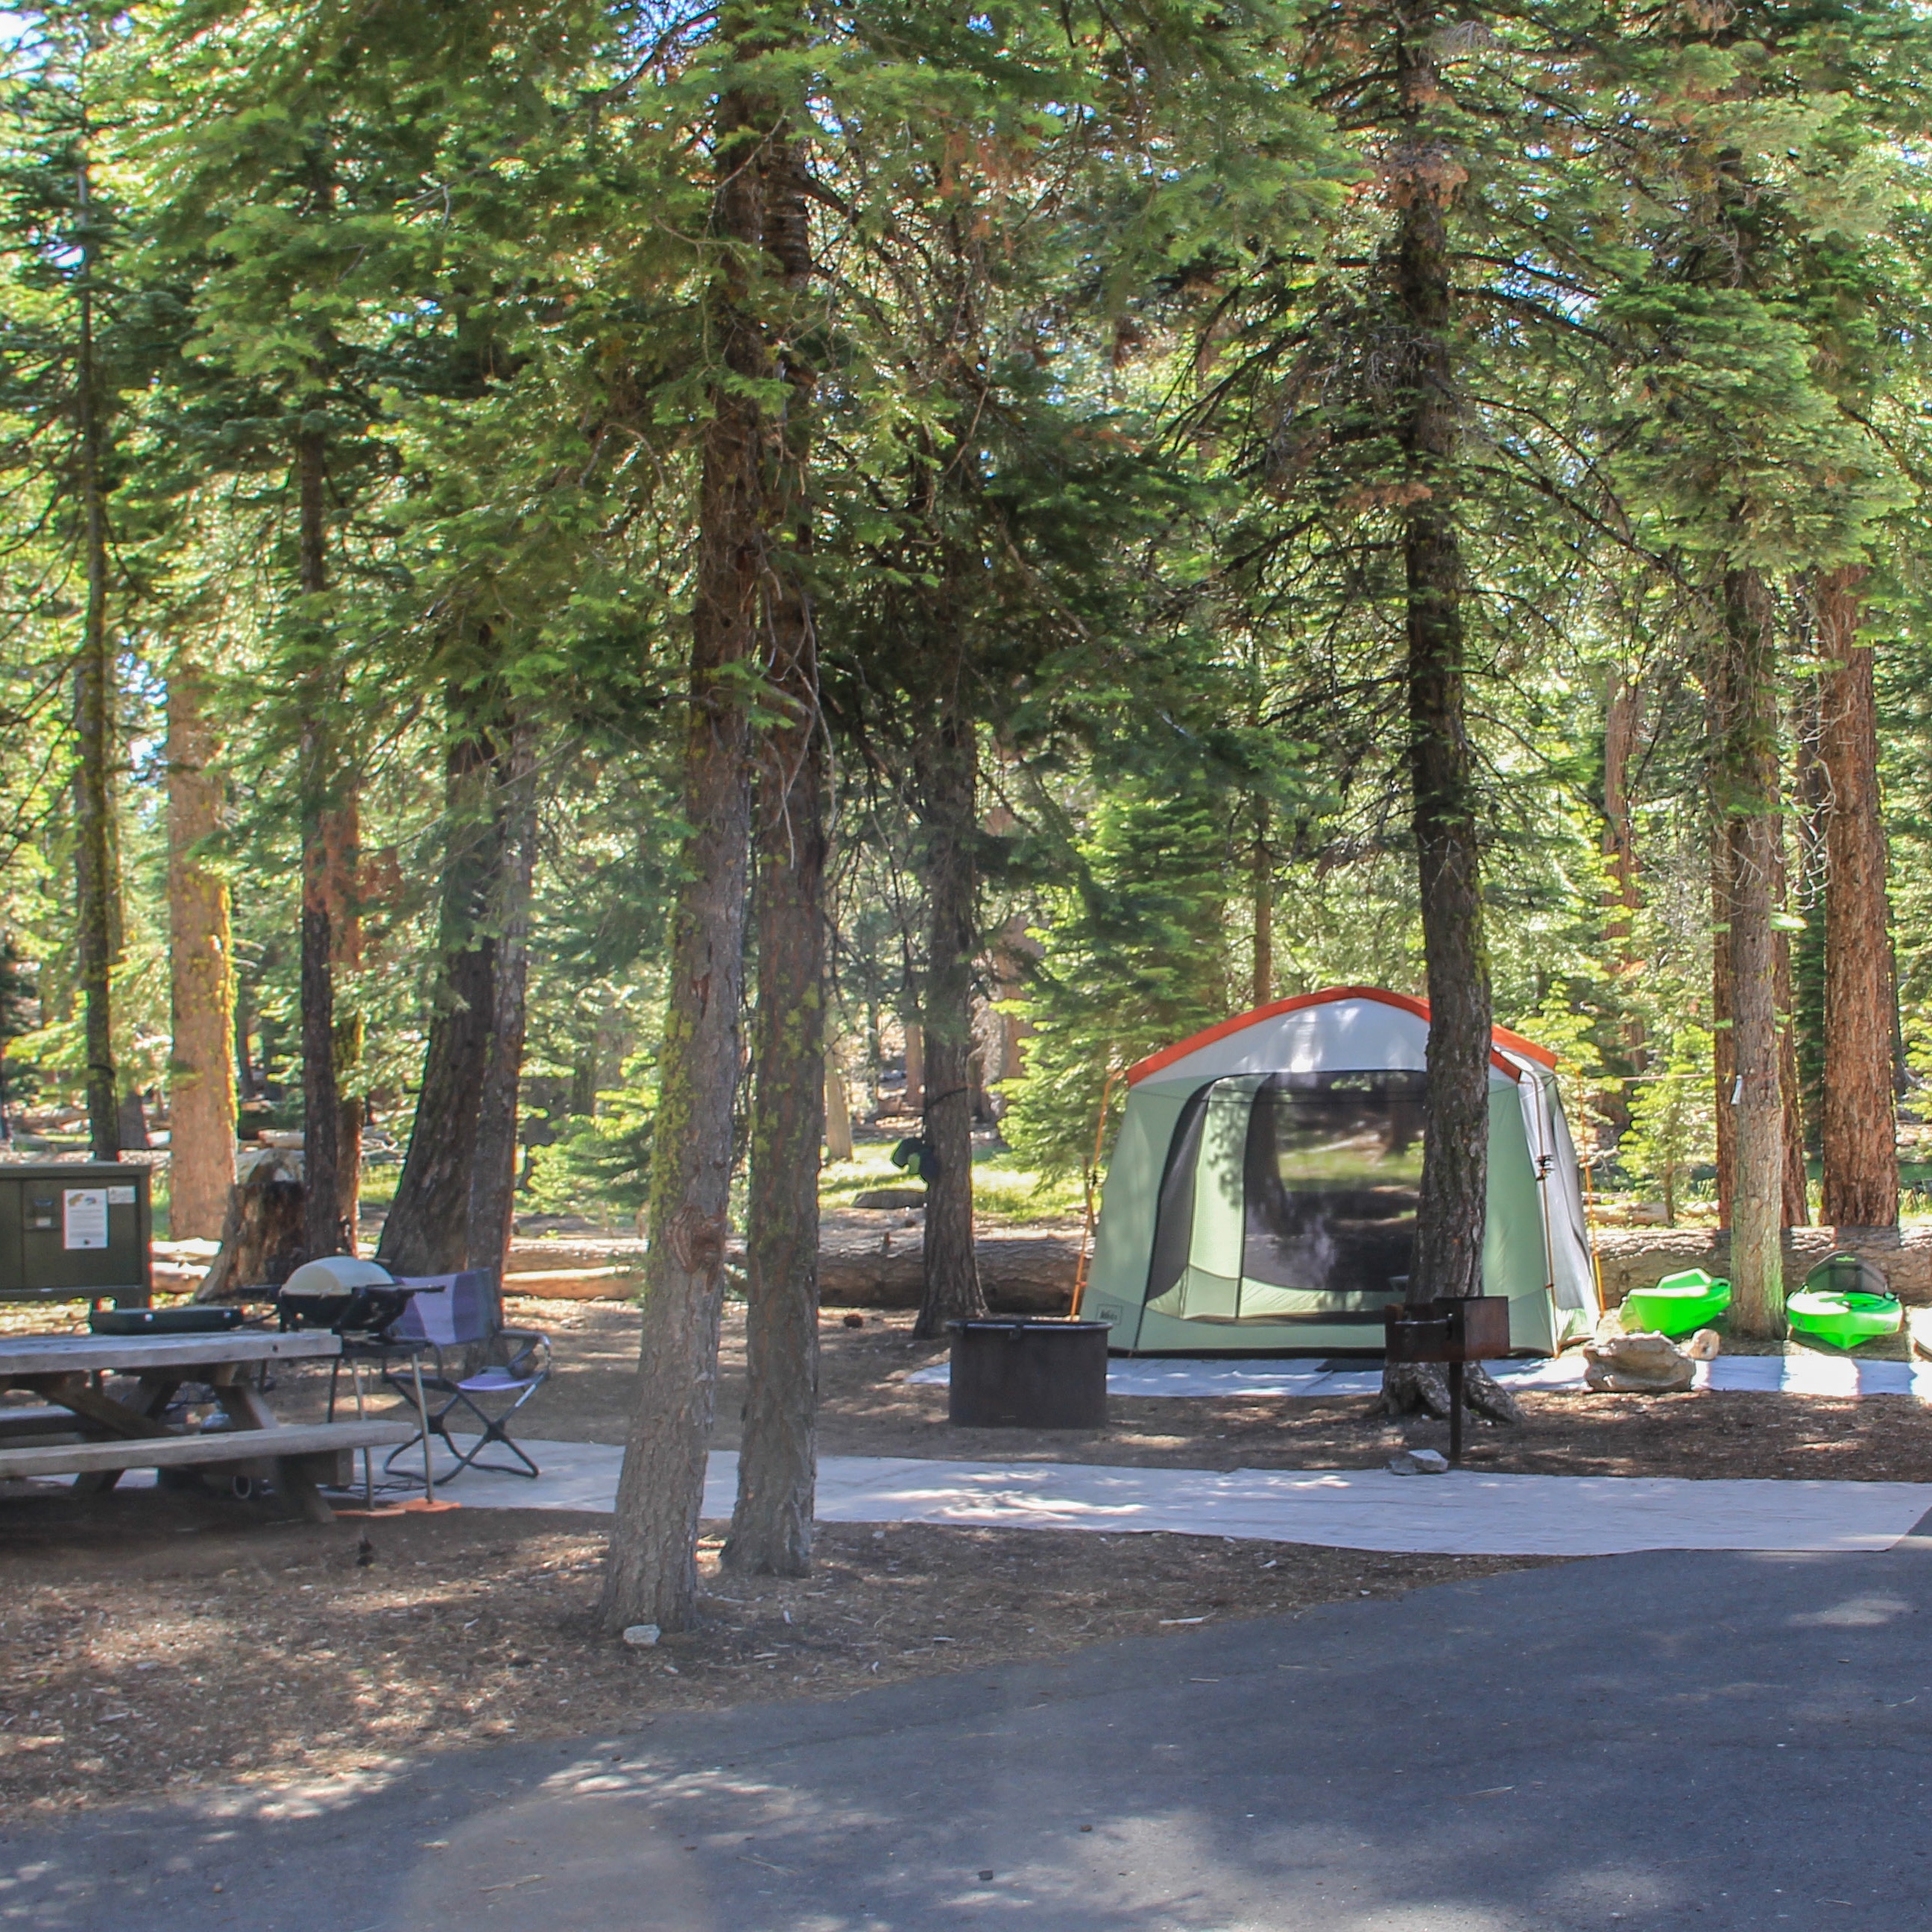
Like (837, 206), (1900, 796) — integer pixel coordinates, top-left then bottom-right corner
(1124, 985), (1558, 1087)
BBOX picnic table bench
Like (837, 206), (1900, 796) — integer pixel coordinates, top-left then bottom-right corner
(0, 1330), (411, 1523)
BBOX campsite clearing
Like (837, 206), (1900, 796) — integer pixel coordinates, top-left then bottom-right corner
(406, 1298), (1932, 1483)
(0, 1488), (1537, 1815)
(10, 1301), (1932, 1815)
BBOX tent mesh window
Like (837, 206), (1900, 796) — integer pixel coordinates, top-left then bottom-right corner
(1145, 1084), (1214, 1307)
(1237, 1070), (1426, 1314)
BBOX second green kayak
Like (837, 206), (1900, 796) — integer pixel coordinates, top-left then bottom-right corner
(1786, 1287), (1903, 1349)
(1620, 1268), (1732, 1336)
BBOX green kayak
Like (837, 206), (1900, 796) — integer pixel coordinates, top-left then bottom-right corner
(1786, 1289), (1902, 1349)
(1787, 1255), (1902, 1349)
(1620, 1268), (1732, 1336)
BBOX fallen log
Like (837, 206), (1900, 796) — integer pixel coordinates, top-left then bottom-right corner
(501, 1266), (642, 1301)
(506, 1242), (643, 1275)
(1591, 1225), (1932, 1307)
(818, 1229), (1081, 1316)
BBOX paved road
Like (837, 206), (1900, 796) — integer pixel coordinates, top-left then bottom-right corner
(9, 1527), (1932, 1931)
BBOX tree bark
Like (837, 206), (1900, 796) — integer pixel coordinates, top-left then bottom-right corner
(602, 62), (772, 1635)
(326, 798), (362, 1252)
(165, 659), (236, 1240)
(1791, 675), (1827, 1152)
(1711, 830), (1736, 1227)
(902, 1020), (924, 1115)
(72, 134), (116, 1164)
(824, 1048), (855, 1162)
(1603, 674), (1641, 951)
(1251, 796), (1273, 1009)
(912, 692), (986, 1339)
(726, 598), (824, 1576)
(727, 124), (822, 1573)
(193, 1155), (307, 1301)
(295, 427), (344, 1260)
(1371, 10), (1517, 1427)
(335, 1017), (363, 1254)
(1816, 565), (1898, 1228)
(1713, 566), (1786, 1336)
(1773, 833), (1808, 1226)
(466, 716), (540, 1281)
(376, 720), (500, 1275)
(1599, 672), (1644, 1137)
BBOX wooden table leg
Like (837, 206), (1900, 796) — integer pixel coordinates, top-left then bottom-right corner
(272, 1455), (337, 1524)
(209, 1374), (278, 1433)
(211, 1370), (334, 1522)
(66, 1374), (183, 1495)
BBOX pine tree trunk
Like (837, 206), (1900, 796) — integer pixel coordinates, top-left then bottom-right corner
(727, 129), (822, 1572)
(1791, 675), (1828, 1152)
(1251, 798), (1273, 1008)
(326, 797), (362, 1251)
(295, 428), (343, 1260)
(1816, 565), (1898, 1228)
(824, 1055), (854, 1161)
(335, 1057), (362, 1254)
(1600, 672), (1644, 1137)
(377, 722), (500, 1275)
(1603, 674), (1642, 948)
(1711, 830), (1736, 1226)
(569, 1047), (598, 1118)
(1373, 13), (1516, 1428)
(726, 608), (824, 1576)
(601, 68), (770, 1636)
(1396, 19), (1489, 1311)
(1714, 566), (1786, 1335)
(72, 143), (117, 1164)
(235, 973), (258, 1102)
(912, 694), (986, 1339)
(1773, 836), (1808, 1226)
(466, 716), (540, 1281)
(165, 658), (236, 1240)
(903, 1021), (924, 1114)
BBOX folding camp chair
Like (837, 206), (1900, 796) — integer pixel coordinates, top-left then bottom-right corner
(379, 1271), (552, 1481)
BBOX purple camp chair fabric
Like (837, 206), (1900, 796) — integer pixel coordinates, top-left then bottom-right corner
(379, 1272), (552, 1480)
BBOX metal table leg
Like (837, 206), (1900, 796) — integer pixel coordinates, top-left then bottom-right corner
(408, 1352), (435, 1503)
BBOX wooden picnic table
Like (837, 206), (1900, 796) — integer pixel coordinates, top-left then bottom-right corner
(0, 1330), (412, 1523)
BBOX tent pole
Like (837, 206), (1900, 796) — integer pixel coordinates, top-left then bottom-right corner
(1072, 1067), (1119, 1319)
(1580, 1146), (1606, 1312)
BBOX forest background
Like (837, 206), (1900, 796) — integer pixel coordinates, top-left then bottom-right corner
(3, 0), (1931, 1324)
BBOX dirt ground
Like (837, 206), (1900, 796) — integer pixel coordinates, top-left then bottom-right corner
(265, 1296), (1932, 1485)
(8, 1298), (1932, 1817)
(0, 1488), (1542, 1816)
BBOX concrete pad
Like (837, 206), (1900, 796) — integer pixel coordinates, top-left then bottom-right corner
(415, 1442), (1932, 1557)
(907, 1352), (1932, 1400)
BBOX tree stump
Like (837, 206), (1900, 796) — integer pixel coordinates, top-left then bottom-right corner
(192, 1155), (308, 1302)
(1368, 1359), (1524, 1426)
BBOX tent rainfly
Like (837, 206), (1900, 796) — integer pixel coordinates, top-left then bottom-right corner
(1080, 988), (1600, 1357)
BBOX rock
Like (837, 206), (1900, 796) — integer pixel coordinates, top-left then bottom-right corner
(851, 1188), (927, 1210)
(622, 1623), (661, 1648)
(1387, 1448), (1450, 1475)
(1583, 1330), (1696, 1392)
